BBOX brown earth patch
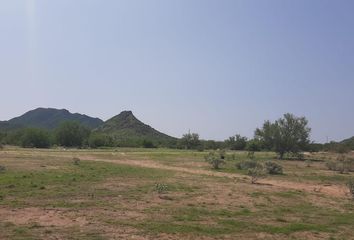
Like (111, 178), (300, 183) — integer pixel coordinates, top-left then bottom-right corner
(0, 207), (87, 227)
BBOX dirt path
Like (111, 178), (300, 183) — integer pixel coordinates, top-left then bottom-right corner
(80, 156), (348, 198)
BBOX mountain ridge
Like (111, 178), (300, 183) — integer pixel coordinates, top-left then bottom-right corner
(0, 107), (103, 130)
(95, 110), (176, 143)
(0, 108), (177, 146)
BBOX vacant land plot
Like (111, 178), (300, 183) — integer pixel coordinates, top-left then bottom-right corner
(0, 147), (353, 239)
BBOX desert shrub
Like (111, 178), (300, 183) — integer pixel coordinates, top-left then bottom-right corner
(326, 155), (354, 174)
(285, 152), (305, 160)
(325, 160), (338, 171)
(204, 151), (226, 169)
(196, 145), (205, 152)
(305, 159), (312, 167)
(247, 151), (255, 160)
(0, 165), (5, 173)
(347, 179), (354, 199)
(247, 164), (267, 184)
(236, 159), (258, 170)
(73, 157), (81, 165)
(142, 139), (156, 148)
(264, 161), (283, 175)
(219, 149), (226, 159)
(155, 183), (168, 194)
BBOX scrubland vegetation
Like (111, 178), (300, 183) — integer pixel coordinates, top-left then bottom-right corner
(1, 112), (354, 239)
(0, 147), (353, 239)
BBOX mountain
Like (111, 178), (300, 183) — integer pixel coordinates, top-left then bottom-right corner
(0, 108), (103, 130)
(95, 111), (176, 144)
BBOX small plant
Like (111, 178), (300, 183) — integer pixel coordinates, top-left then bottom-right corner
(73, 157), (81, 165)
(347, 179), (354, 199)
(325, 160), (337, 171)
(219, 149), (226, 159)
(204, 151), (226, 169)
(305, 159), (312, 167)
(0, 165), (5, 173)
(155, 183), (168, 194)
(236, 159), (258, 170)
(247, 164), (267, 184)
(326, 154), (354, 174)
(247, 151), (255, 160)
(264, 161), (283, 175)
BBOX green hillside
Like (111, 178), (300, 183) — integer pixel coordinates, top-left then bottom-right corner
(0, 108), (103, 130)
(95, 111), (177, 146)
(341, 136), (354, 150)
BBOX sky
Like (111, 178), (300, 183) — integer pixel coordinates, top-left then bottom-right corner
(0, 0), (353, 143)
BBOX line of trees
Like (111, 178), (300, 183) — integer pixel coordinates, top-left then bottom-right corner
(0, 113), (349, 154)
(0, 121), (96, 148)
(178, 113), (317, 159)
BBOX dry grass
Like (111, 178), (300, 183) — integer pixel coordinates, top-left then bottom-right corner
(0, 147), (353, 239)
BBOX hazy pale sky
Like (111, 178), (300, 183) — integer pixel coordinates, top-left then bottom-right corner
(0, 0), (353, 142)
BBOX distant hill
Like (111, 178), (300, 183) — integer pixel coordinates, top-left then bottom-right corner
(341, 136), (354, 150)
(0, 108), (103, 130)
(95, 111), (176, 145)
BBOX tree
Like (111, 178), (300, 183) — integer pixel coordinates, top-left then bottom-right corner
(255, 113), (311, 159)
(20, 128), (51, 148)
(246, 139), (262, 152)
(225, 134), (247, 150)
(179, 132), (200, 149)
(55, 121), (90, 147)
(88, 133), (112, 148)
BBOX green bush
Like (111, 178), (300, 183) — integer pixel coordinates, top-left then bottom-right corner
(142, 139), (156, 148)
(264, 161), (283, 175)
(247, 164), (267, 184)
(155, 183), (168, 194)
(247, 151), (255, 159)
(0, 165), (5, 173)
(204, 151), (226, 169)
